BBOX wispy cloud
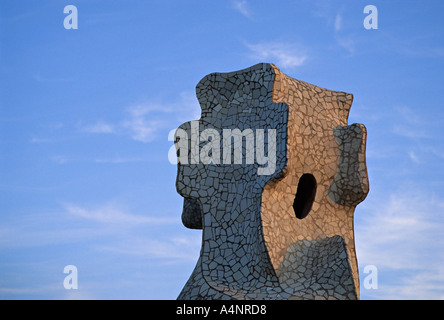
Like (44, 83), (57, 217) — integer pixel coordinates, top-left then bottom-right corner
(64, 203), (176, 225)
(0, 283), (66, 300)
(334, 13), (342, 31)
(393, 124), (430, 139)
(372, 271), (444, 300)
(80, 92), (200, 144)
(421, 145), (444, 160)
(330, 10), (358, 55)
(398, 46), (444, 59)
(30, 137), (58, 144)
(408, 150), (421, 164)
(77, 104), (169, 143)
(392, 106), (431, 139)
(0, 200), (198, 299)
(310, 2), (357, 55)
(0, 211), (109, 249)
(29, 123), (65, 144)
(334, 34), (356, 56)
(395, 105), (426, 126)
(96, 235), (201, 261)
(385, 32), (444, 59)
(61, 202), (201, 261)
(232, 0), (251, 18)
(311, 1), (344, 32)
(80, 120), (115, 134)
(122, 104), (169, 143)
(245, 41), (307, 69)
(356, 189), (444, 299)
(358, 193), (443, 268)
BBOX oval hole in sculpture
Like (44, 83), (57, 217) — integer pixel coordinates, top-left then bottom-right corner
(293, 173), (317, 220)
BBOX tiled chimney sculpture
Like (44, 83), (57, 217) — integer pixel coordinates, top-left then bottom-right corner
(174, 63), (369, 300)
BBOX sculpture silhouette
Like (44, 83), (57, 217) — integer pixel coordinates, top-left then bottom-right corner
(174, 63), (369, 300)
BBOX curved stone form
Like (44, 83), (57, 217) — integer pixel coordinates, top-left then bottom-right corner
(182, 197), (202, 229)
(276, 235), (356, 300)
(174, 63), (369, 300)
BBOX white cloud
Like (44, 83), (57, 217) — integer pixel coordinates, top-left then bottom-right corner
(422, 145), (444, 160)
(80, 120), (115, 134)
(64, 203), (176, 225)
(0, 287), (38, 295)
(335, 34), (356, 56)
(0, 201), (193, 263)
(96, 235), (201, 261)
(77, 104), (168, 143)
(395, 44), (444, 59)
(62, 202), (201, 262)
(121, 96), (199, 142)
(78, 103), (170, 143)
(123, 105), (166, 143)
(408, 150), (421, 164)
(392, 124), (430, 139)
(357, 192), (443, 269)
(245, 42), (307, 69)
(356, 190), (444, 299)
(0, 200), (199, 299)
(376, 271), (444, 300)
(0, 211), (111, 249)
(232, 0), (251, 18)
(30, 137), (57, 144)
(311, 1), (344, 32)
(334, 13), (342, 31)
(0, 283), (66, 299)
(63, 290), (96, 300)
(310, 2), (358, 56)
(80, 92), (200, 144)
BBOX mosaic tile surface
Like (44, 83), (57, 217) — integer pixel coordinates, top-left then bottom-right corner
(174, 63), (369, 300)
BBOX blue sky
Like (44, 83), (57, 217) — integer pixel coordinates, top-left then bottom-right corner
(1, 0), (443, 299)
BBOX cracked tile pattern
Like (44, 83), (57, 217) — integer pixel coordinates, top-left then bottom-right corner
(175, 63), (369, 300)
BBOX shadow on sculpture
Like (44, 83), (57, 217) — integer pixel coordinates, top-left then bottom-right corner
(174, 63), (369, 300)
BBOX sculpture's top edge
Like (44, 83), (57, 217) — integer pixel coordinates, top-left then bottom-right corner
(195, 62), (354, 123)
(196, 63), (275, 87)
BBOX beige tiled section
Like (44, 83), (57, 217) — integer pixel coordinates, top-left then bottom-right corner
(261, 64), (369, 296)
